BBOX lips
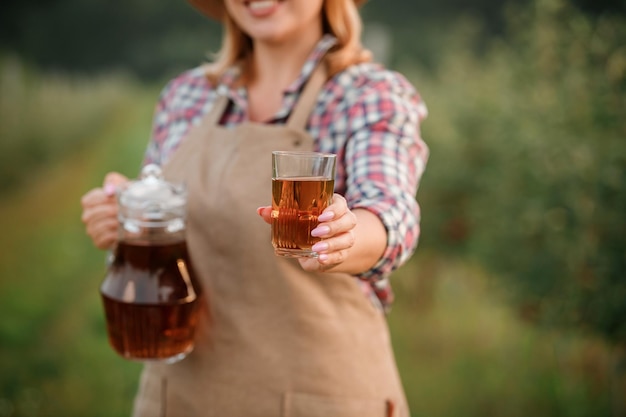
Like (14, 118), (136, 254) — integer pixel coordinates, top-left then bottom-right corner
(244, 0), (282, 17)
(248, 1), (277, 10)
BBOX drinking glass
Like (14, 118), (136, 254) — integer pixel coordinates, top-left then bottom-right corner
(271, 151), (336, 258)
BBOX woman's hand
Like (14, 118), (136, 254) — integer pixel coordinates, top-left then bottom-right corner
(302, 194), (357, 271)
(257, 193), (375, 273)
(80, 172), (129, 250)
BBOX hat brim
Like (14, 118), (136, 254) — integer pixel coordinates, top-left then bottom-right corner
(188, 0), (367, 21)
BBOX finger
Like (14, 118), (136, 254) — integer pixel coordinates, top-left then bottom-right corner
(82, 172), (129, 207)
(81, 188), (112, 209)
(322, 194), (349, 219)
(93, 230), (118, 250)
(297, 257), (318, 272)
(317, 248), (349, 267)
(85, 215), (118, 237)
(256, 206), (272, 224)
(81, 202), (118, 226)
(103, 172), (129, 188)
(312, 229), (356, 255)
(82, 172), (127, 250)
(297, 256), (333, 273)
(87, 217), (119, 250)
(103, 172), (129, 196)
(317, 193), (349, 223)
(311, 209), (357, 238)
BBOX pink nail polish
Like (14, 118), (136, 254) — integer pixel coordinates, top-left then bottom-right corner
(318, 211), (335, 222)
(104, 183), (116, 196)
(311, 225), (330, 237)
(311, 242), (328, 252)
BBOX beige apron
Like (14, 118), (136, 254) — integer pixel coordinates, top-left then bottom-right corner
(131, 64), (410, 417)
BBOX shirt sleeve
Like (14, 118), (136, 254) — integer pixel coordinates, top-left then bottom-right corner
(342, 71), (429, 281)
(142, 68), (213, 167)
(142, 79), (175, 167)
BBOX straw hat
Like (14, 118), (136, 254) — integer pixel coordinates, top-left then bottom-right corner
(188, 0), (367, 21)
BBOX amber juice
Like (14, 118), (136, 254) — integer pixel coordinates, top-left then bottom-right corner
(271, 176), (334, 257)
(100, 240), (202, 363)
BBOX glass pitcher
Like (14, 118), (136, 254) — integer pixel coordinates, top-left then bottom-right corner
(100, 164), (203, 364)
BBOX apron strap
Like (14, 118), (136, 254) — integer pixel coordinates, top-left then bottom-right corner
(205, 93), (230, 127)
(286, 62), (329, 130)
(204, 61), (328, 130)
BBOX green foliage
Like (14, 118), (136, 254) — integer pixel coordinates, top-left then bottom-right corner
(0, 0), (624, 414)
(0, 82), (152, 417)
(3, 0), (622, 79)
(0, 138), (615, 416)
(390, 254), (613, 417)
(0, 56), (145, 193)
(411, 0), (626, 343)
(1, 0), (222, 80)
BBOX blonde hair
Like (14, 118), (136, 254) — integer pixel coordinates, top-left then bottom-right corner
(205, 0), (372, 84)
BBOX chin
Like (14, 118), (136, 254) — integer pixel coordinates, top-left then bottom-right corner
(246, 26), (292, 44)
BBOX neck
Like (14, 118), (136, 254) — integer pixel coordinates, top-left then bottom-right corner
(250, 30), (323, 89)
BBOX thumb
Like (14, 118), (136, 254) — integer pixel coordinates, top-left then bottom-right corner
(103, 172), (129, 196)
(256, 206), (272, 224)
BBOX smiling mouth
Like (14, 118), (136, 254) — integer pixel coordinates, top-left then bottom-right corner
(245, 0), (282, 12)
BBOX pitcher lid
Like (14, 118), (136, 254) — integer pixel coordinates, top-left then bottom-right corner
(118, 164), (186, 221)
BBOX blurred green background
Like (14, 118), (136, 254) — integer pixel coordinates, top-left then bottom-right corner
(1, 0), (625, 416)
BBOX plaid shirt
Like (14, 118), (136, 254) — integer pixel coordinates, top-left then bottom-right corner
(144, 35), (429, 312)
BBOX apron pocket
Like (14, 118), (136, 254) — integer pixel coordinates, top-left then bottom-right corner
(283, 391), (392, 417)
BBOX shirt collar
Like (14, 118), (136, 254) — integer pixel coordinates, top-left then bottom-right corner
(216, 34), (337, 120)
(283, 34), (336, 95)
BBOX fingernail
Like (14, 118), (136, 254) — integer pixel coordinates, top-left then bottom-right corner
(312, 242), (328, 252)
(104, 183), (116, 196)
(256, 207), (264, 215)
(318, 211), (335, 222)
(318, 254), (329, 262)
(311, 225), (330, 237)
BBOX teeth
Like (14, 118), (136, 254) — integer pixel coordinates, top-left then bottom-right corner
(249, 0), (276, 10)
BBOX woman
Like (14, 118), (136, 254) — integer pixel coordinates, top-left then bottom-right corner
(81, 0), (429, 415)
